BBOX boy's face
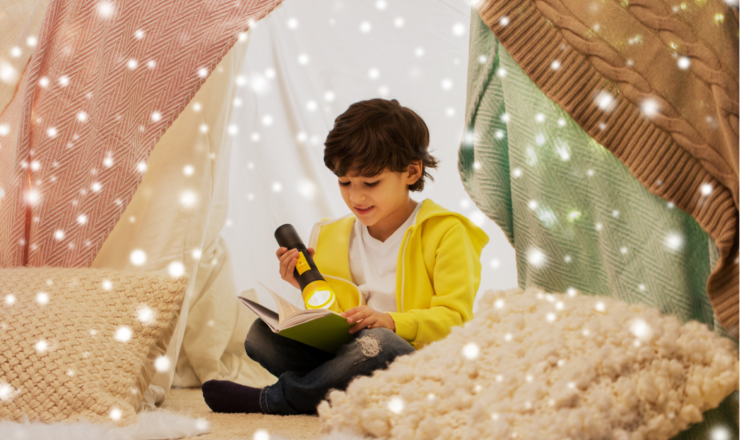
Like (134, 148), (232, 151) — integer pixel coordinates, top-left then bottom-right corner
(337, 161), (422, 227)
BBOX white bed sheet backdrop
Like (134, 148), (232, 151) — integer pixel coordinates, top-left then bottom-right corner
(222, 0), (517, 312)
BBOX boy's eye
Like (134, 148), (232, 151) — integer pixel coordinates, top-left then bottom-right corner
(338, 181), (379, 187)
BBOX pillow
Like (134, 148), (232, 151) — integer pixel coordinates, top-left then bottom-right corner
(317, 287), (739, 440)
(0, 267), (186, 426)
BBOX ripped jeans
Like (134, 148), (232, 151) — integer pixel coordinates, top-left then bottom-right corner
(244, 317), (416, 415)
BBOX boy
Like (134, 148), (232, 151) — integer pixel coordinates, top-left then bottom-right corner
(202, 98), (489, 415)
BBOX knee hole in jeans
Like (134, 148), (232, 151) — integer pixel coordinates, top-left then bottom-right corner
(356, 332), (383, 357)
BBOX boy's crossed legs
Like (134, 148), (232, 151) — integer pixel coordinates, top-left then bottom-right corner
(202, 317), (415, 415)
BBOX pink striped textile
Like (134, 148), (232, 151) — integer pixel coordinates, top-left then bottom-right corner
(0, 0), (282, 267)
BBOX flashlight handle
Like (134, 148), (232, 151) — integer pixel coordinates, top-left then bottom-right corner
(275, 223), (307, 253)
(275, 224), (324, 291)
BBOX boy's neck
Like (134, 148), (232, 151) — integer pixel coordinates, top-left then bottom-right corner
(366, 199), (419, 243)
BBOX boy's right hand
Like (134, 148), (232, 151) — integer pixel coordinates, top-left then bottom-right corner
(277, 247), (315, 290)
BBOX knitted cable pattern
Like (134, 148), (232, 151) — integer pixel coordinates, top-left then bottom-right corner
(0, 267), (186, 426)
(475, 0), (738, 338)
(534, 0), (736, 203)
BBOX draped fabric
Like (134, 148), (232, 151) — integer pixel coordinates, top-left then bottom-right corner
(471, 0), (738, 338)
(0, 0), (286, 400)
(217, 0), (516, 313)
(0, 0), (49, 112)
(90, 40), (278, 394)
(461, 7), (729, 339)
(460, 9), (738, 438)
(0, 0), (283, 269)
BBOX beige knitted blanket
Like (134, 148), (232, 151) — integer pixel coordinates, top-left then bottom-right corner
(0, 267), (187, 426)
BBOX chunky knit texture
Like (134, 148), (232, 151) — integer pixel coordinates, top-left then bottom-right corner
(460, 10), (740, 438)
(474, 0), (738, 338)
(317, 287), (739, 440)
(0, 267), (187, 426)
(460, 10), (731, 344)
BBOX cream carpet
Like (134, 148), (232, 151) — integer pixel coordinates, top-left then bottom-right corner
(161, 387), (322, 440)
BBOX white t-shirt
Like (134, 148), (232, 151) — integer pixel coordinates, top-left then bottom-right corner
(348, 202), (423, 313)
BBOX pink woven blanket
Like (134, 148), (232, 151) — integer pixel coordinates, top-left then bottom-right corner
(0, 0), (282, 267)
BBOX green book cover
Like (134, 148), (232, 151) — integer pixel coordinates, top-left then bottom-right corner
(275, 313), (354, 354)
(238, 283), (354, 355)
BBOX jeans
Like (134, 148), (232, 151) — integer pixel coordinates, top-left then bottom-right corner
(244, 317), (416, 415)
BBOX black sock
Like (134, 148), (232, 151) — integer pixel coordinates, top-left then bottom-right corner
(202, 379), (263, 413)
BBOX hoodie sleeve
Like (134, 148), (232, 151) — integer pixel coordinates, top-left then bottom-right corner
(388, 220), (482, 346)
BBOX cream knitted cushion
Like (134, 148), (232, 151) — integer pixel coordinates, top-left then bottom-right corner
(0, 267), (187, 426)
(318, 287), (739, 440)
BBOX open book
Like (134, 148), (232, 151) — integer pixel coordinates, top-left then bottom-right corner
(238, 282), (353, 354)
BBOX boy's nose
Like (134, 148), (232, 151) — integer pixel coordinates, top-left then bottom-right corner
(349, 191), (366, 203)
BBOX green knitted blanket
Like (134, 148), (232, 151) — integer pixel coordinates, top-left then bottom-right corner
(460, 10), (737, 438)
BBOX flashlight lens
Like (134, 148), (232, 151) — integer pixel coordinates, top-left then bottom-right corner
(308, 290), (332, 307)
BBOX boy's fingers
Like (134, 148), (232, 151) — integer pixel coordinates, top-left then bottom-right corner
(343, 308), (361, 319)
(349, 317), (374, 333)
(346, 309), (371, 324)
(280, 252), (298, 278)
(277, 247), (293, 259)
(279, 249), (297, 265)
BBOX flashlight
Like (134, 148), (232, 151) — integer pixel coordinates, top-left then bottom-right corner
(275, 224), (336, 310)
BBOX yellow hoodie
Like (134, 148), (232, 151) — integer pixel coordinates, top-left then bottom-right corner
(308, 198), (490, 350)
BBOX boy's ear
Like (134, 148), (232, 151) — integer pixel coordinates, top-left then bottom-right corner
(406, 160), (423, 184)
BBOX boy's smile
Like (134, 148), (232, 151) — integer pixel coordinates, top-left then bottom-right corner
(338, 161), (422, 242)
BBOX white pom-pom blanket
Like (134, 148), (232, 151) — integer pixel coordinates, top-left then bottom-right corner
(317, 287), (738, 440)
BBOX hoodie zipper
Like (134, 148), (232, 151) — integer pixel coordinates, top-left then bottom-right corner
(399, 228), (413, 313)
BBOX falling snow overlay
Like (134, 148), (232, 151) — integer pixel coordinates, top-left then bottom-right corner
(472, 0), (738, 338)
(88, 43), (279, 395)
(219, 0), (514, 317)
(459, 7), (739, 439)
(0, 0), (284, 268)
(0, 0), (737, 438)
(0, 268), (187, 426)
(318, 287), (739, 440)
(461, 13), (731, 340)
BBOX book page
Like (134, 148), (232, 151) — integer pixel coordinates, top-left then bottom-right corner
(238, 296), (280, 332)
(258, 282), (302, 323)
(280, 308), (331, 329)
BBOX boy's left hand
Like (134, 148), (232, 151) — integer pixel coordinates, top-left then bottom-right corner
(341, 306), (396, 334)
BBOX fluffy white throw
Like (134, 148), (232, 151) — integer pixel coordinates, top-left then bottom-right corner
(318, 287), (738, 440)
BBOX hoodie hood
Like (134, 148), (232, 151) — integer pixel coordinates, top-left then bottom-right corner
(411, 198), (490, 250)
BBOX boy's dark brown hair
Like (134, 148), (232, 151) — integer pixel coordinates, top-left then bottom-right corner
(323, 98), (439, 192)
